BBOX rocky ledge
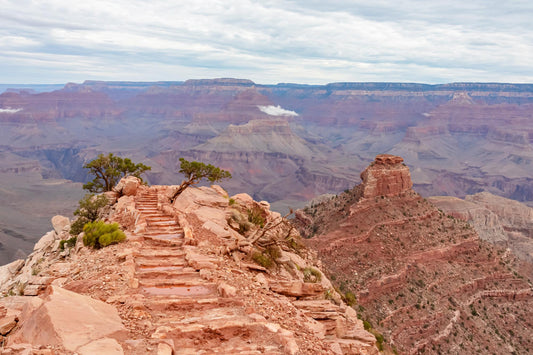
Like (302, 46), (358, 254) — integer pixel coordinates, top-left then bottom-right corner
(0, 177), (377, 354)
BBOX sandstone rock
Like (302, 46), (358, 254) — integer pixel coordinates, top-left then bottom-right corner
(269, 281), (324, 298)
(51, 215), (70, 234)
(78, 338), (124, 355)
(0, 259), (24, 286)
(10, 286), (126, 352)
(33, 231), (56, 251)
(0, 315), (17, 335)
(174, 186), (229, 212)
(210, 184), (228, 197)
(104, 191), (119, 204)
(217, 282), (237, 298)
(114, 176), (141, 196)
(360, 154), (413, 198)
(157, 340), (174, 355)
(231, 193), (254, 206)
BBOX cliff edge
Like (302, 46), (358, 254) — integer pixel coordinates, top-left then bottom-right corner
(0, 178), (377, 354)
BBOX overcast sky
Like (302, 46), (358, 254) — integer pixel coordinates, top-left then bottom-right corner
(1, 0), (532, 84)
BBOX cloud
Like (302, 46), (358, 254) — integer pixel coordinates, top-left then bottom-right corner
(0, 0), (532, 84)
(0, 108), (23, 113)
(258, 105), (299, 117)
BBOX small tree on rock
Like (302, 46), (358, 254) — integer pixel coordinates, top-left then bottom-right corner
(170, 158), (231, 202)
(69, 194), (109, 235)
(83, 153), (151, 192)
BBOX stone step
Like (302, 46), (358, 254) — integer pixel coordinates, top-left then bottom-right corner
(138, 273), (204, 285)
(136, 257), (187, 267)
(135, 249), (186, 258)
(144, 233), (183, 238)
(137, 207), (159, 211)
(141, 283), (218, 297)
(144, 231), (183, 237)
(143, 233), (184, 240)
(143, 238), (184, 248)
(147, 220), (179, 227)
(145, 297), (244, 314)
(145, 226), (182, 231)
(136, 269), (199, 279)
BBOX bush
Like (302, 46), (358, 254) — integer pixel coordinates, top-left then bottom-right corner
(247, 206), (265, 228)
(252, 251), (273, 268)
(345, 291), (357, 306)
(83, 221), (126, 249)
(303, 267), (322, 283)
(70, 194), (108, 235)
(70, 217), (88, 236)
(59, 236), (78, 250)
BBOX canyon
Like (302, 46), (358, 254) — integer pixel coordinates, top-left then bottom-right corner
(1, 79), (532, 264)
(296, 155), (533, 354)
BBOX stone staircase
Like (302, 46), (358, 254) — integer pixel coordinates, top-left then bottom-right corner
(133, 189), (288, 354)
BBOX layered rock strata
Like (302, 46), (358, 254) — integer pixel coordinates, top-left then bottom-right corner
(360, 154), (413, 199)
(298, 155), (533, 354)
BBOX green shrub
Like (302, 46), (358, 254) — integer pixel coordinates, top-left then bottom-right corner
(252, 251), (273, 268)
(363, 319), (372, 331)
(303, 267), (322, 283)
(345, 291), (357, 306)
(59, 236), (78, 250)
(70, 217), (88, 236)
(374, 332), (384, 351)
(265, 245), (282, 260)
(247, 206), (265, 227)
(83, 221), (126, 249)
(228, 198), (236, 206)
(70, 194), (108, 235)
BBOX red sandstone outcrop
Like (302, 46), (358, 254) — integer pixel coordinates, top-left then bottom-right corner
(297, 156), (533, 354)
(360, 154), (413, 199)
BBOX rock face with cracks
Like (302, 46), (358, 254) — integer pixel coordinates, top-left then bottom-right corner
(360, 154), (413, 199)
(0, 176), (377, 354)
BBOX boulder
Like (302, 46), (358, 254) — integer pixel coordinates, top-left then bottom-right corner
(114, 176), (141, 196)
(9, 286), (126, 352)
(269, 281), (324, 298)
(51, 215), (70, 234)
(33, 231), (57, 251)
(0, 259), (24, 286)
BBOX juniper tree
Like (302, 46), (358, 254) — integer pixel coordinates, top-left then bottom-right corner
(83, 153), (151, 192)
(170, 158), (231, 202)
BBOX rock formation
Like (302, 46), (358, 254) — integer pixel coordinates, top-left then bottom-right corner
(360, 154), (413, 199)
(296, 155), (533, 354)
(0, 177), (378, 354)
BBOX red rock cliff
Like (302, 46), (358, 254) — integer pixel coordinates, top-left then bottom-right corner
(360, 154), (413, 198)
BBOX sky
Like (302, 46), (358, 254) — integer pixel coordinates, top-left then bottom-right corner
(1, 0), (532, 85)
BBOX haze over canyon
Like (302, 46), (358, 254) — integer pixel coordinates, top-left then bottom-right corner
(1, 79), (533, 263)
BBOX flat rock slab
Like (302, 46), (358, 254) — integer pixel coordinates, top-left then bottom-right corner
(9, 286), (127, 352)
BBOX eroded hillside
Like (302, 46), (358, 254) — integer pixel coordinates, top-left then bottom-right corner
(296, 155), (533, 354)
